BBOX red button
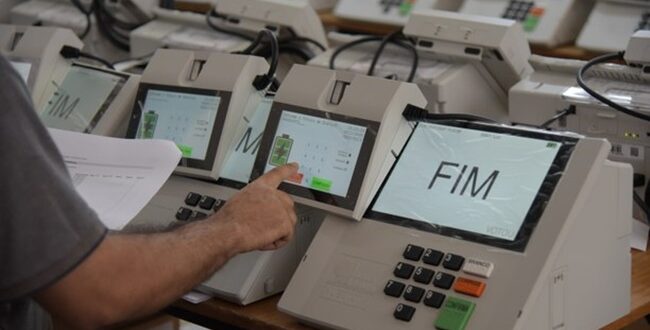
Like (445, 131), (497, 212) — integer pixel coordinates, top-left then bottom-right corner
(453, 277), (486, 298)
(530, 7), (545, 17)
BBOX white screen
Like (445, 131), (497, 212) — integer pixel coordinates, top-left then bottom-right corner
(264, 110), (367, 197)
(135, 89), (221, 161)
(41, 66), (124, 132)
(220, 97), (274, 184)
(372, 122), (562, 241)
(10, 61), (31, 84)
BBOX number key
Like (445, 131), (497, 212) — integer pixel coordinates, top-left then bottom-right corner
(433, 272), (455, 290)
(393, 262), (415, 279)
(403, 244), (424, 261)
(423, 290), (446, 309)
(403, 285), (425, 303)
(423, 248), (444, 266)
(393, 303), (416, 322)
(384, 280), (405, 298)
(443, 253), (465, 271)
(413, 267), (434, 284)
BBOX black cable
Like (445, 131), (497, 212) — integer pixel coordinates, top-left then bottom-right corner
(205, 7), (255, 42)
(237, 30), (279, 91)
(69, 0), (93, 39)
(94, 7), (130, 51)
(577, 51), (650, 122)
(329, 34), (418, 82)
(280, 36), (326, 52)
(540, 105), (577, 129)
(367, 30), (418, 83)
(329, 36), (384, 70)
(60, 45), (115, 70)
(402, 104), (500, 124)
(367, 31), (401, 76)
(92, 0), (152, 52)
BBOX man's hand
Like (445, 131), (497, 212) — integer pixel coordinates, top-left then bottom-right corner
(35, 163), (301, 329)
(213, 163), (299, 254)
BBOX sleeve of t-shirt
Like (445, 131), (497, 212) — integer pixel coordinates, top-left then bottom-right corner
(0, 56), (108, 302)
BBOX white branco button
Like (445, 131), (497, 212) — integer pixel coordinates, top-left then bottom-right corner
(462, 258), (494, 278)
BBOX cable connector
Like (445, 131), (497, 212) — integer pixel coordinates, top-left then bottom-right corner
(253, 74), (274, 91)
(402, 104), (429, 121)
(59, 45), (115, 70)
(402, 104), (499, 124)
(60, 45), (82, 59)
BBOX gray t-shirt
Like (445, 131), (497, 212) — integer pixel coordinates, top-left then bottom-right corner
(0, 56), (107, 329)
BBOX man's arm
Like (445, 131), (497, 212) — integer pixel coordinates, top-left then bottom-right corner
(35, 164), (299, 329)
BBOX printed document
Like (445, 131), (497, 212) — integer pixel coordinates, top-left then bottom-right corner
(49, 129), (182, 230)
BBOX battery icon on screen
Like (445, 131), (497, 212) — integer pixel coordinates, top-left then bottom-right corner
(270, 134), (293, 166)
(141, 110), (159, 139)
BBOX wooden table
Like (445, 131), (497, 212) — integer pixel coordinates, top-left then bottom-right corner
(170, 250), (650, 330)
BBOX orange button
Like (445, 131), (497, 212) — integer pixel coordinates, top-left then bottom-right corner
(530, 6), (545, 17)
(453, 277), (486, 298)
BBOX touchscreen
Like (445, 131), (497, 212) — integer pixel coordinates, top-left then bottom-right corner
(263, 110), (367, 198)
(41, 65), (127, 133)
(220, 96), (274, 184)
(372, 122), (562, 242)
(134, 89), (221, 161)
(10, 61), (31, 84)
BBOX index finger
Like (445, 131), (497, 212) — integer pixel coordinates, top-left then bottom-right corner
(256, 163), (299, 188)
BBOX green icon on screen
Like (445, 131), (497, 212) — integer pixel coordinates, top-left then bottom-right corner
(140, 110), (159, 139)
(177, 144), (193, 158)
(270, 134), (293, 166)
(310, 176), (332, 192)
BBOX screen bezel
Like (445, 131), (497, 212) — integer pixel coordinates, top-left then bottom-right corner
(251, 102), (380, 211)
(39, 63), (128, 133)
(365, 120), (579, 252)
(72, 63), (129, 133)
(126, 83), (232, 171)
(216, 94), (276, 190)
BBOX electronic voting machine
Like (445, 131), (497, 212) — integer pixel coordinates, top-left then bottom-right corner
(279, 119), (632, 329)
(250, 64), (427, 220)
(130, 0), (328, 58)
(310, 10), (532, 122)
(123, 49), (312, 305)
(459, 0), (595, 47)
(0, 24), (82, 106)
(0, 24), (139, 137)
(511, 30), (650, 191)
(332, 0), (462, 26)
(577, 0), (650, 53)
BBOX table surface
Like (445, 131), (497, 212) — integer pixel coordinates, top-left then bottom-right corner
(172, 250), (650, 330)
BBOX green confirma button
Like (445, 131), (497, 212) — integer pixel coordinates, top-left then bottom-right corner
(523, 16), (540, 32)
(310, 176), (332, 192)
(177, 144), (193, 158)
(434, 296), (475, 330)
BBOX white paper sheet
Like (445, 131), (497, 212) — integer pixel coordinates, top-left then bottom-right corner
(182, 291), (213, 304)
(49, 129), (182, 230)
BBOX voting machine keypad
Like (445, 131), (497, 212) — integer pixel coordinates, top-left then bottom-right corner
(384, 244), (494, 329)
(175, 192), (227, 222)
(501, 1), (546, 32)
(379, 0), (417, 16)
